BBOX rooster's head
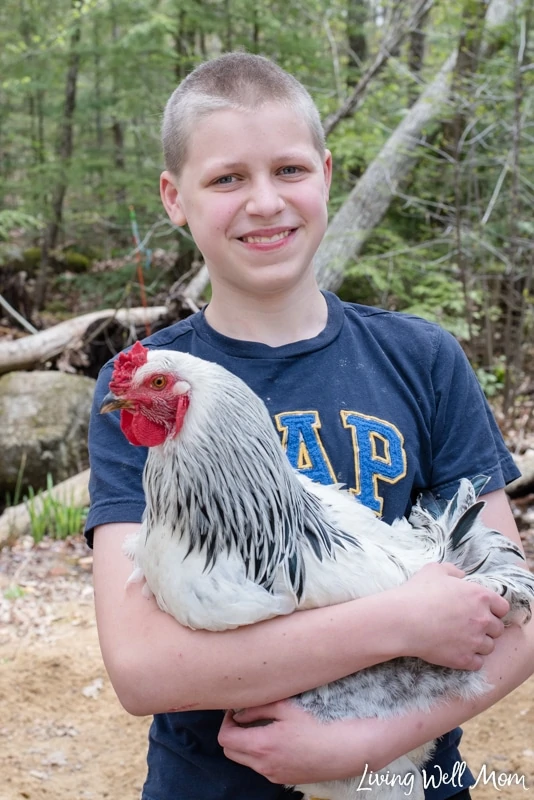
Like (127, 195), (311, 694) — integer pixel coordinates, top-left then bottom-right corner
(100, 341), (192, 447)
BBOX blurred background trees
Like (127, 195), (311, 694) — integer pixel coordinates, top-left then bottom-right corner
(0, 0), (533, 419)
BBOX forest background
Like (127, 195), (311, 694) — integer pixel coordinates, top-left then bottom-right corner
(0, 0), (533, 425)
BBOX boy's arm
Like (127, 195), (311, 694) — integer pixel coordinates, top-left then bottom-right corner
(219, 618), (534, 785)
(93, 513), (508, 717)
(217, 488), (534, 784)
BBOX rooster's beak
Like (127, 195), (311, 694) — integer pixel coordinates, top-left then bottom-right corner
(100, 391), (134, 414)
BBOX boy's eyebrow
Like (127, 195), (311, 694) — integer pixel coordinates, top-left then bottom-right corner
(203, 150), (317, 175)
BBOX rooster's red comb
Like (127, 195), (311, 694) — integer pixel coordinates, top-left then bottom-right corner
(110, 340), (149, 394)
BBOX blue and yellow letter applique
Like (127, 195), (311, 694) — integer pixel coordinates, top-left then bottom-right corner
(275, 411), (336, 486)
(341, 411), (406, 514)
(276, 410), (407, 515)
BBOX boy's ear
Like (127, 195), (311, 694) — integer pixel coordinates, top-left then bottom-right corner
(323, 150), (333, 201)
(160, 171), (187, 227)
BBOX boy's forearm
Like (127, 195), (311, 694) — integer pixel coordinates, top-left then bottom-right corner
(95, 526), (409, 715)
(366, 616), (534, 772)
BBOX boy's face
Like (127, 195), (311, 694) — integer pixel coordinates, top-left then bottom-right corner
(160, 103), (332, 300)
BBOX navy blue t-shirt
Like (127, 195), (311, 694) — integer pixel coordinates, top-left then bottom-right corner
(86, 291), (519, 800)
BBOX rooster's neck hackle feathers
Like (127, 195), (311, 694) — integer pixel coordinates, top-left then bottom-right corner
(141, 351), (305, 594)
(141, 351), (361, 599)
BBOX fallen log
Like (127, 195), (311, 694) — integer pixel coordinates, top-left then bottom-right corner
(0, 306), (168, 375)
(0, 468), (90, 549)
(507, 455), (534, 499)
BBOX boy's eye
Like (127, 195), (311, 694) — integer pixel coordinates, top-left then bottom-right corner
(214, 175), (236, 185)
(279, 166), (301, 176)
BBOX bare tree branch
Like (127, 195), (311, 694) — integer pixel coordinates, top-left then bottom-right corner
(323, 0), (435, 137)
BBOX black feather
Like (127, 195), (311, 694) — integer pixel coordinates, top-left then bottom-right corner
(417, 491), (447, 520)
(471, 474), (490, 497)
(449, 501), (485, 549)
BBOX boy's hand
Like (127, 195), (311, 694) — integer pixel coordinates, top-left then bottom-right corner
(219, 702), (377, 785)
(393, 562), (508, 670)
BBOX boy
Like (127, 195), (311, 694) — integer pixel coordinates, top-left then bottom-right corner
(87, 53), (534, 800)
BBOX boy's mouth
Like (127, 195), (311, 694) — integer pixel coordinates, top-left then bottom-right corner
(239, 228), (295, 244)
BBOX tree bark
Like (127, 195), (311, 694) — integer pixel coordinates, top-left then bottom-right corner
(347, 0), (368, 82)
(407, 0), (431, 106)
(110, 0), (126, 209)
(173, 7), (196, 81)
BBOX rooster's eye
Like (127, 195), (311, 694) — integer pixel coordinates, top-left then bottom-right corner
(151, 376), (167, 390)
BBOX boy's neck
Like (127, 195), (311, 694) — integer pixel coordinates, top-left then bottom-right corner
(204, 282), (328, 347)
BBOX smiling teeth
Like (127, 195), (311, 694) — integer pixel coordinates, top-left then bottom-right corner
(242, 230), (291, 243)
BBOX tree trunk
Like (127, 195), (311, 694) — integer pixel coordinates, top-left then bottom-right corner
(224, 0), (232, 51)
(174, 8), (196, 82)
(407, 0), (431, 106)
(315, 0), (513, 293)
(34, 0), (84, 309)
(347, 0), (368, 82)
(443, 0), (488, 151)
(93, 14), (104, 150)
(110, 0), (126, 210)
(251, 4), (260, 51)
(502, 0), (532, 412)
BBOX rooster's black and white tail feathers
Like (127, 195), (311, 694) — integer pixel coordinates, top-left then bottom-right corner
(410, 476), (534, 625)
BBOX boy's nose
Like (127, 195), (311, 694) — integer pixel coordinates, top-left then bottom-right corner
(245, 178), (286, 217)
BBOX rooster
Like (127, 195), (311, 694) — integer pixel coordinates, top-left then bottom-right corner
(101, 341), (534, 800)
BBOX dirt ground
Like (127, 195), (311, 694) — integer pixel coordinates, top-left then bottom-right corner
(1, 535), (533, 800)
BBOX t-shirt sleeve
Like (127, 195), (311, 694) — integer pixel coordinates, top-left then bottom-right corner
(429, 328), (520, 498)
(85, 360), (148, 547)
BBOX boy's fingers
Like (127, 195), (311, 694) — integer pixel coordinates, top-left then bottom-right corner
(439, 563), (465, 578)
(232, 705), (277, 725)
(489, 593), (510, 619)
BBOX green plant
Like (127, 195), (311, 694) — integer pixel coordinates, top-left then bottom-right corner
(476, 359), (506, 399)
(24, 474), (88, 543)
(4, 454), (27, 509)
(3, 584), (25, 600)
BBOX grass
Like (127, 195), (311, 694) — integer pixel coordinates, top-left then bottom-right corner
(25, 474), (88, 543)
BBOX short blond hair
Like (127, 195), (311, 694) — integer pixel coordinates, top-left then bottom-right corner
(162, 52), (325, 177)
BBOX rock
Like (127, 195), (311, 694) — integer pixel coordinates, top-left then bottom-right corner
(0, 371), (96, 495)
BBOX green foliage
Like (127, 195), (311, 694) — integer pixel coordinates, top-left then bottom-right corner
(476, 360), (506, 399)
(25, 474), (87, 544)
(55, 259), (167, 310)
(3, 455), (27, 509)
(0, 212), (43, 267)
(0, 211), (42, 241)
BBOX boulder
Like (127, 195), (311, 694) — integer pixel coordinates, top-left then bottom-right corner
(0, 371), (96, 495)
